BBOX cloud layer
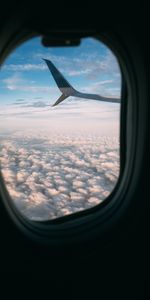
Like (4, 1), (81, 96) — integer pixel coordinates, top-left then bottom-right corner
(0, 131), (119, 221)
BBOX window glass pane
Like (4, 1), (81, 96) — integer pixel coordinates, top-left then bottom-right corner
(0, 37), (121, 221)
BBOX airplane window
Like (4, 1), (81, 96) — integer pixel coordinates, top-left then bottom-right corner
(0, 37), (121, 221)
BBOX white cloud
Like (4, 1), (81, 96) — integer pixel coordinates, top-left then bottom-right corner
(93, 80), (114, 86)
(3, 73), (23, 90)
(0, 131), (119, 221)
(3, 63), (47, 72)
(67, 69), (91, 76)
(2, 73), (51, 93)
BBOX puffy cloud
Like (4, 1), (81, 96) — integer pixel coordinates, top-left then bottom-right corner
(0, 131), (119, 221)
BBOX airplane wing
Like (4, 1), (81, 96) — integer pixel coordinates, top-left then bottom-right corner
(43, 58), (120, 106)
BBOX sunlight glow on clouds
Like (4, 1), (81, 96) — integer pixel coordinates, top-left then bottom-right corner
(0, 132), (119, 220)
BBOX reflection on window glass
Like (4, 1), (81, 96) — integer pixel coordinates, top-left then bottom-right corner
(0, 37), (121, 221)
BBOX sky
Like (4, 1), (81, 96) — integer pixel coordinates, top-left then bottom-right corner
(0, 37), (121, 135)
(0, 37), (121, 101)
(0, 37), (121, 220)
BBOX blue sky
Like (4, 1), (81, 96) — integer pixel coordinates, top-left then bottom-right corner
(0, 37), (121, 136)
(0, 37), (121, 101)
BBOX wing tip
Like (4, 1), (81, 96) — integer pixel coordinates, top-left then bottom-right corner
(52, 103), (57, 107)
(42, 58), (52, 64)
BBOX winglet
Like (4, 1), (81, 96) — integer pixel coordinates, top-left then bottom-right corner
(52, 93), (69, 107)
